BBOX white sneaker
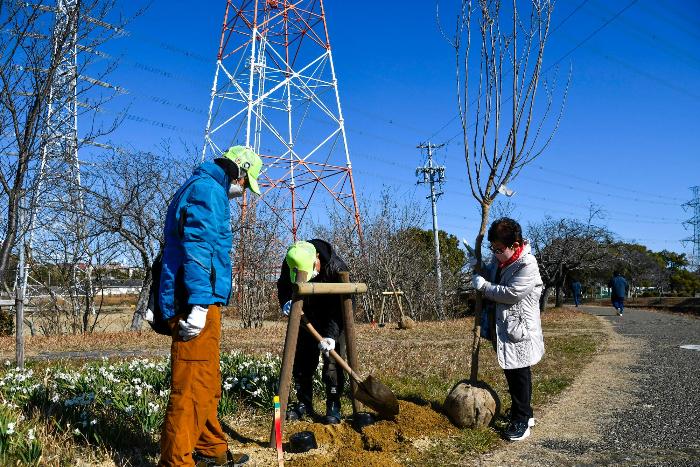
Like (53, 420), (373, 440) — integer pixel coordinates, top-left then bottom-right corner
(528, 417), (535, 428)
(506, 424), (531, 441)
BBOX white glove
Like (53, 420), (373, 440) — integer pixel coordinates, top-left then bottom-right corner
(462, 238), (475, 256)
(178, 305), (208, 341)
(318, 337), (335, 356)
(281, 300), (292, 316)
(472, 274), (488, 291)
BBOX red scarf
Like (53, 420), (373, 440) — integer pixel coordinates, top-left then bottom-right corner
(498, 244), (524, 269)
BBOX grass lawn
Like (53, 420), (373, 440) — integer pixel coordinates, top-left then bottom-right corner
(0, 307), (606, 465)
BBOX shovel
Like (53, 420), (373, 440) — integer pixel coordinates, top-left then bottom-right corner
(299, 312), (400, 419)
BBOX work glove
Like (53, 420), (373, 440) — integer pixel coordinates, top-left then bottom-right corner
(462, 238), (476, 256)
(281, 300), (292, 316)
(318, 337), (335, 357)
(472, 274), (488, 292)
(462, 239), (478, 270)
(178, 305), (208, 341)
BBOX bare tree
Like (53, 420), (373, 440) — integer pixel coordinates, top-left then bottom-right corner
(233, 192), (288, 329)
(80, 147), (187, 330)
(595, 242), (669, 298)
(312, 189), (470, 323)
(27, 206), (122, 334)
(527, 212), (613, 311)
(437, 0), (569, 380)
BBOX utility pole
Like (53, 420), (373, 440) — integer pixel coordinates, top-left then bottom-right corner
(683, 186), (700, 272)
(416, 142), (446, 319)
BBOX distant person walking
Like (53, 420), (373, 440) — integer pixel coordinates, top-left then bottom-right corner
(570, 279), (582, 307)
(609, 271), (629, 317)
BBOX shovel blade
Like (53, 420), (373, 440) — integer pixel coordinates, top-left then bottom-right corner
(354, 374), (399, 419)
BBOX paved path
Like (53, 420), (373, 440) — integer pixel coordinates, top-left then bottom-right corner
(483, 305), (700, 466)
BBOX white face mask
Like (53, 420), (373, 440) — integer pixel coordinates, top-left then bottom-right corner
(495, 249), (514, 263)
(308, 259), (320, 280)
(228, 183), (244, 199)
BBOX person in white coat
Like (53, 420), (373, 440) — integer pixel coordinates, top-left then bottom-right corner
(472, 218), (545, 441)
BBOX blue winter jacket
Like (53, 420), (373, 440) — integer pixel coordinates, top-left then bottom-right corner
(609, 275), (628, 299)
(159, 162), (233, 319)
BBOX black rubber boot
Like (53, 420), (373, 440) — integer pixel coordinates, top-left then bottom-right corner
(321, 386), (341, 425)
(287, 379), (313, 421)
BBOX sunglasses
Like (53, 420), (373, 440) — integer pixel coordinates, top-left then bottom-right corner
(488, 244), (512, 254)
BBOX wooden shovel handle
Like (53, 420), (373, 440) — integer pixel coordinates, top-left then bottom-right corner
(300, 313), (362, 382)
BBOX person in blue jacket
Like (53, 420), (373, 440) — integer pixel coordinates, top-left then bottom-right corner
(570, 278), (582, 307)
(609, 271), (629, 317)
(158, 146), (262, 467)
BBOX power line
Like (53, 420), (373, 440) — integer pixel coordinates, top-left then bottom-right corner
(588, 0), (700, 72)
(550, 0), (592, 35)
(515, 192), (684, 223)
(351, 150), (684, 208)
(530, 164), (685, 202)
(543, 0), (639, 73)
(516, 175), (680, 207)
(433, 0), (641, 147)
(351, 164), (683, 227)
(424, 0), (594, 141)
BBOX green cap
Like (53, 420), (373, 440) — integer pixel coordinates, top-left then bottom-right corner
(222, 146), (263, 195)
(285, 241), (316, 283)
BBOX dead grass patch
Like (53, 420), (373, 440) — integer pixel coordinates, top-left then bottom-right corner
(3, 308), (605, 464)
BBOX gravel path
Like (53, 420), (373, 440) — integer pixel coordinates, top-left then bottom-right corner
(483, 305), (700, 466)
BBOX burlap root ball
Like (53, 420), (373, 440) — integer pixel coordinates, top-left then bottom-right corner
(443, 380), (499, 428)
(398, 317), (415, 330)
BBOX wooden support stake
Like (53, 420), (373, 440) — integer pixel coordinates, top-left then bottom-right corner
(294, 282), (367, 296)
(270, 270), (306, 448)
(340, 272), (360, 416)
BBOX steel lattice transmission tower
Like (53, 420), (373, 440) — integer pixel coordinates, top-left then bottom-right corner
(15, 0), (82, 299)
(14, 0), (83, 367)
(202, 0), (362, 241)
(682, 186), (700, 271)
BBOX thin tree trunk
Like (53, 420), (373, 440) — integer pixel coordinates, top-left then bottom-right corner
(470, 203), (491, 381)
(130, 268), (152, 331)
(0, 186), (22, 285)
(555, 283), (563, 307)
(540, 286), (552, 312)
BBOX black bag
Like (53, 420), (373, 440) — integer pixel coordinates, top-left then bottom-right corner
(146, 252), (171, 336)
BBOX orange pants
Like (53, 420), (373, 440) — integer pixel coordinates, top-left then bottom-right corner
(159, 304), (227, 467)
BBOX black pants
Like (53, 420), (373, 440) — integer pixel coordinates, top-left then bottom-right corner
(292, 327), (346, 396)
(504, 366), (533, 423)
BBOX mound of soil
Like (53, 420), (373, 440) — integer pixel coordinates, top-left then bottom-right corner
(286, 400), (457, 466)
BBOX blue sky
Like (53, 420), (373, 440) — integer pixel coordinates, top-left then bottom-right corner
(93, 0), (699, 258)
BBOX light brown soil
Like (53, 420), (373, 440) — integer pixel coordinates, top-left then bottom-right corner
(231, 400), (458, 466)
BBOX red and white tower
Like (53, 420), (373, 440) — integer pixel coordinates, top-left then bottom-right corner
(202, 0), (362, 241)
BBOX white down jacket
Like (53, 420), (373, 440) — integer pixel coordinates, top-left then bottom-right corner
(482, 242), (545, 370)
